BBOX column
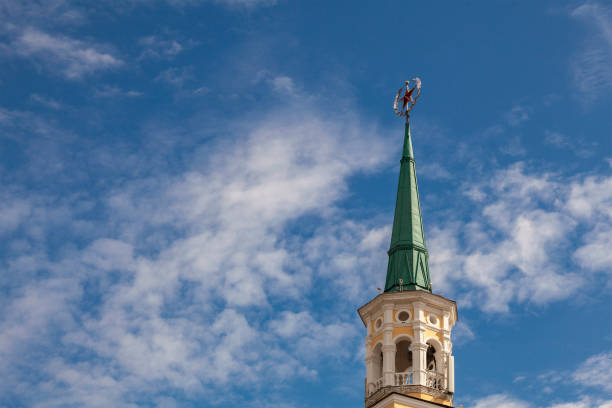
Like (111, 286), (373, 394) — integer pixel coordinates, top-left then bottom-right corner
(448, 355), (455, 393)
(412, 302), (427, 386)
(382, 344), (396, 386)
(365, 317), (374, 385)
(382, 303), (395, 386)
(442, 311), (450, 331)
(412, 342), (428, 386)
(365, 352), (373, 382)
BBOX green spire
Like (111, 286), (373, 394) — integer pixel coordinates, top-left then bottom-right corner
(384, 120), (432, 293)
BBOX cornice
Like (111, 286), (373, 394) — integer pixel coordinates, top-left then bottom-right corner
(358, 292), (458, 326)
(366, 386), (453, 408)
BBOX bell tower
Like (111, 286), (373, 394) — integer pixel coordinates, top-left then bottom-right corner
(358, 79), (458, 408)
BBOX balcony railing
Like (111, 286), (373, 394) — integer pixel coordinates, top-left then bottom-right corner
(425, 370), (445, 390)
(366, 377), (384, 396)
(395, 370), (414, 385)
(366, 370), (446, 397)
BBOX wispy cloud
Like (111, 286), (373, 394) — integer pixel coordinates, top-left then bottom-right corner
(570, 3), (612, 101)
(429, 162), (612, 312)
(451, 321), (475, 346)
(94, 85), (143, 98)
(29, 93), (65, 110)
(544, 130), (596, 157)
(0, 89), (391, 405)
(12, 28), (122, 79)
(138, 33), (197, 60)
(573, 351), (612, 392)
(471, 393), (612, 408)
(269, 75), (297, 94)
(209, 0), (277, 8)
(545, 130), (570, 148)
(504, 105), (530, 127)
(155, 66), (194, 88)
(471, 393), (530, 408)
(549, 399), (612, 408)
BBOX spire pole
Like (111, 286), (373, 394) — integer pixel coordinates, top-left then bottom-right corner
(385, 78), (431, 293)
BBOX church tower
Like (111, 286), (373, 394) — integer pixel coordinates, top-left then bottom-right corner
(358, 79), (458, 408)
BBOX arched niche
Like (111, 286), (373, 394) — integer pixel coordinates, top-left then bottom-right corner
(372, 342), (383, 380)
(425, 338), (443, 372)
(394, 337), (413, 373)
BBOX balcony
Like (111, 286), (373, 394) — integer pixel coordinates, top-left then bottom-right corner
(425, 370), (445, 390)
(395, 371), (414, 386)
(366, 370), (447, 398)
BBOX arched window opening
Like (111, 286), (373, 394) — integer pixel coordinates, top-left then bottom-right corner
(395, 340), (413, 372)
(372, 343), (383, 380)
(426, 344), (437, 371)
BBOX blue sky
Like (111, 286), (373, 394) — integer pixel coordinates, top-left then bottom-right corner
(1, 1), (612, 407)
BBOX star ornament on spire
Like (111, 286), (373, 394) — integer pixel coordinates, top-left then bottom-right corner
(393, 77), (422, 119)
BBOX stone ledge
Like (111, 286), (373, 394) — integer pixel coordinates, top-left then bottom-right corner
(365, 385), (452, 408)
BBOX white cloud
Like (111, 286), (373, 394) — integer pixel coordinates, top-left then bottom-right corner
(570, 3), (612, 100)
(0, 98), (390, 406)
(269, 75), (297, 94)
(81, 239), (135, 271)
(155, 66), (194, 88)
(12, 28), (122, 79)
(472, 393), (530, 408)
(301, 221), (389, 301)
(419, 162), (453, 180)
(451, 321), (475, 346)
(430, 163), (612, 312)
(544, 130), (595, 158)
(470, 386), (612, 408)
(269, 311), (358, 360)
(573, 351), (612, 393)
(0, 0), (86, 27)
(504, 105), (530, 127)
(94, 85), (143, 98)
(209, 0), (277, 7)
(30, 93), (65, 110)
(138, 34), (196, 60)
(0, 195), (32, 234)
(545, 130), (569, 148)
(548, 399), (612, 408)
(574, 229), (612, 271)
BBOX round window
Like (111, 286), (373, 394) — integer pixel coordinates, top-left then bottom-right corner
(398, 311), (410, 322)
(375, 318), (383, 330)
(428, 315), (438, 326)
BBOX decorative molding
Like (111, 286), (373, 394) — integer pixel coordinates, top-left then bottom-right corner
(365, 385), (452, 408)
(381, 344), (397, 353)
(358, 291), (457, 327)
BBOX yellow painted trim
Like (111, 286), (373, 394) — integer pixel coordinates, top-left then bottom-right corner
(392, 326), (414, 339)
(424, 328), (443, 344)
(405, 392), (453, 406)
(370, 333), (383, 350)
(371, 313), (384, 335)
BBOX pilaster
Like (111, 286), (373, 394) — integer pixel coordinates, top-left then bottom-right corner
(382, 303), (395, 386)
(382, 344), (396, 386)
(448, 355), (455, 393)
(412, 342), (428, 386)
